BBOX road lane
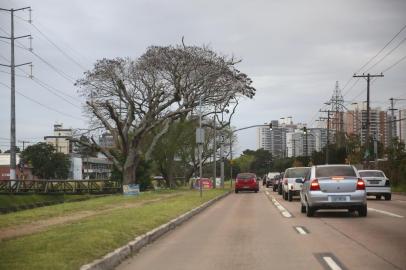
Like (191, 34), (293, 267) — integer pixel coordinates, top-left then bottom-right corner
(266, 187), (406, 270)
(117, 190), (323, 270)
(116, 187), (405, 270)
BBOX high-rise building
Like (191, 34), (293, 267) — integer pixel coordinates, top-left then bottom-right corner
(44, 124), (73, 154)
(343, 105), (390, 147)
(257, 126), (271, 151)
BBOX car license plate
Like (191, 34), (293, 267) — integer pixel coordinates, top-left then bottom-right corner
(329, 196), (349, 202)
(368, 180), (379, 184)
(244, 186), (249, 189)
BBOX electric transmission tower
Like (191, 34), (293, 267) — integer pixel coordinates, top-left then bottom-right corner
(329, 81), (345, 145)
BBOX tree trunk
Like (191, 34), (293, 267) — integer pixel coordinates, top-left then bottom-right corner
(122, 150), (139, 185)
(123, 162), (136, 185)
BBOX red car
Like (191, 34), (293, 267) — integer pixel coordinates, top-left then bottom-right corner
(235, 173), (259, 193)
(193, 178), (213, 189)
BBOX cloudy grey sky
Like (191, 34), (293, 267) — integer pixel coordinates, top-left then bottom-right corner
(1, 0), (405, 154)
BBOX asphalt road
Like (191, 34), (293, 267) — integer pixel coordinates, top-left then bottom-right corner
(117, 187), (406, 270)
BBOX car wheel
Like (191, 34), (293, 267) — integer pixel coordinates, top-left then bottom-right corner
(384, 194), (391, 201)
(278, 186), (282, 195)
(282, 190), (287, 200)
(358, 205), (367, 217)
(306, 203), (315, 217)
(376, 195), (382, 200)
(288, 191), (293, 202)
(235, 189), (239, 194)
(301, 203), (306, 213)
(273, 185), (277, 192)
(255, 189), (258, 193)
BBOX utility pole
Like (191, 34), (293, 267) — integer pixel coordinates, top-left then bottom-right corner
(353, 73), (384, 168)
(389, 98), (397, 148)
(212, 115), (216, 189)
(220, 135), (224, 188)
(0, 7), (32, 181)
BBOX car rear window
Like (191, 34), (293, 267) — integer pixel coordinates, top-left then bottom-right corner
(316, 166), (356, 177)
(284, 168), (310, 178)
(237, 173), (256, 179)
(359, 171), (385, 177)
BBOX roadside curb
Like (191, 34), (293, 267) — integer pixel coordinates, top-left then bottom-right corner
(80, 191), (231, 270)
(392, 192), (406, 196)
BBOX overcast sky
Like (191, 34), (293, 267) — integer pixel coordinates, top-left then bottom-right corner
(0, 0), (405, 154)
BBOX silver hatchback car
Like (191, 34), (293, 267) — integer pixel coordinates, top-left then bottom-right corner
(300, 164), (367, 217)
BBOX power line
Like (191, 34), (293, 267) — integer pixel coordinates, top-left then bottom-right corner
(355, 23), (406, 74)
(365, 36), (406, 73)
(30, 22), (88, 71)
(381, 54), (406, 73)
(0, 81), (83, 120)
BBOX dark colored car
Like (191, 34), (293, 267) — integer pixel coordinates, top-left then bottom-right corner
(277, 173), (284, 195)
(235, 173), (259, 193)
(272, 174), (282, 191)
(262, 175), (267, 186)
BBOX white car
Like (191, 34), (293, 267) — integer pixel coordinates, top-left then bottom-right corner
(358, 170), (391, 200)
(282, 167), (310, 201)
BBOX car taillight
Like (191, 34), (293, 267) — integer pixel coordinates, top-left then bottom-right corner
(310, 179), (320, 191)
(357, 178), (365, 190)
(385, 180), (390, 187)
(283, 178), (288, 185)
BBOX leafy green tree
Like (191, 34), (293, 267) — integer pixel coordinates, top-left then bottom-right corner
(234, 153), (255, 172)
(20, 143), (70, 179)
(241, 149), (272, 175)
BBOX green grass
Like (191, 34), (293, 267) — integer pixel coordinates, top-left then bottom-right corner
(392, 183), (406, 193)
(0, 189), (228, 270)
(0, 194), (94, 209)
(0, 190), (179, 229)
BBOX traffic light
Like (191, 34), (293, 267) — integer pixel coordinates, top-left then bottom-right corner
(269, 123), (273, 131)
(303, 127), (307, 134)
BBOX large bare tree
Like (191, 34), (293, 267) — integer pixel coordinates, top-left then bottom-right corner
(76, 43), (255, 185)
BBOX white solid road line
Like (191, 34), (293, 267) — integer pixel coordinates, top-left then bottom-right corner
(323, 256), (342, 270)
(368, 207), (404, 218)
(295, 226), (307, 235)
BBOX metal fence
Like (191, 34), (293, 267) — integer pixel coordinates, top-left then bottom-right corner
(0, 179), (122, 194)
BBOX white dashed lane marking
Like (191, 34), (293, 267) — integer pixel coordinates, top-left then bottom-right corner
(368, 207), (404, 218)
(295, 226), (307, 235)
(265, 191), (292, 218)
(323, 256), (342, 270)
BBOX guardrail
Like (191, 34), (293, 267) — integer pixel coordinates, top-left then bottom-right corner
(0, 179), (122, 194)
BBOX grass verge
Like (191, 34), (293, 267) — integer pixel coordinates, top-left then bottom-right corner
(0, 188), (228, 270)
(392, 183), (406, 193)
(0, 194), (95, 209)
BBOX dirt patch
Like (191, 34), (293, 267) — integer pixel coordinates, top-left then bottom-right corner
(0, 193), (180, 241)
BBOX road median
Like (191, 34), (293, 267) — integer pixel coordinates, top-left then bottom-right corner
(80, 191), (230, 270)
(0, 189), (230, 270)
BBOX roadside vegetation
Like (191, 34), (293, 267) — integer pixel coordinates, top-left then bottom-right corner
(0, 194), (93, 212)
(0, 188), (228, 270)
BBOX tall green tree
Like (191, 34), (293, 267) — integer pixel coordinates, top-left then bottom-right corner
(20, 143), (70, 179)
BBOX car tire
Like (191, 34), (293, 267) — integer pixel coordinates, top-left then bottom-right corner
(301, 203), (306, 213)
(288, 191), (293, 202)
(283, 190), (287, 200)
(384, 194), (391, 201)
(235, 189), (239, 194)
(273, 185), (277, 192)
(278, 185), (282, 195)
(255, 189), (258, 193)
(306, 203), (315, 217)
(358, 205), (367, 217)
(376, 195), (382, 200)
